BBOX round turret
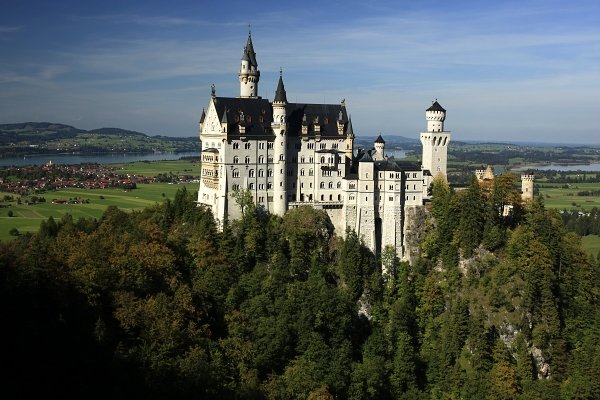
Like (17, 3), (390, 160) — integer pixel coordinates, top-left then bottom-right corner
(426, 100), (446, 132)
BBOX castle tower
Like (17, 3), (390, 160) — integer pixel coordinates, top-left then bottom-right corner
(521, 174), (534, 201)
(238, 31), (260, 98)
(374, 134), (385, 161)
(272, 71), (287, 216)
(420, 100), (451, 179)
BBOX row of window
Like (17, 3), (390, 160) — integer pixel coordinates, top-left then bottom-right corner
(229, 141), (342, 151)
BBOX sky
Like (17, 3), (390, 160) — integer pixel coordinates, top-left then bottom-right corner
(1, 0), (600, 144)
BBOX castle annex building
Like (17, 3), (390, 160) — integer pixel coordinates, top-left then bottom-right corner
(197, 33), (451, 259)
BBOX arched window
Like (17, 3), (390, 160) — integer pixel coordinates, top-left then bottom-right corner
(233, 142), (239, 149)
(309, 169), (314, 176)
(337, 182), (341, 189)
(300, 169), (305, 176)
(328, 182), (333, 189)
(320, 182), (325, 189)
(233, 156), (239, 164)
(245, 156), (250, 164)
(249, 169), (255, 177)
(259, 155), (265, 163)
(258, 169), (264, 177)
(320, 156), (325, 163)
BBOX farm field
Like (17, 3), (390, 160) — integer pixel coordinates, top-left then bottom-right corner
(581, 235), (600, 259)
(537, 182), (600, 211)
(111, 159), (200, 176)
(0, 183), (195, 240)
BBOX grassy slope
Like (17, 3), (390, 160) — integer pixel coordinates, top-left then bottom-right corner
(0, 183), (195, 240)
(111, 160), (200, 176)
(538, 182), (600, 211)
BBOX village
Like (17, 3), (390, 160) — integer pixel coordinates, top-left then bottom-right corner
(0, 161), (196, 195)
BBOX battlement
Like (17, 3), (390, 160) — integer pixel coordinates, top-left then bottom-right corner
(521, 174), (535, 181)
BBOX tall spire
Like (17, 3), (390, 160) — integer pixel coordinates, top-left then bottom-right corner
(239, 29), (260, 98)
(274, 68), (287, 103)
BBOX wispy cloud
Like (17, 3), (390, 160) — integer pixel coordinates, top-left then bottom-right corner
(0, 25), (21, 33)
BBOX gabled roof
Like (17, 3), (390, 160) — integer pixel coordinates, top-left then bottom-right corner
(374, 159), (420, 172)
(427, 101), (446, 112)
(286, 103), (350, 137)
(213, 97), (273, 136)
(211, 97), (353, 138)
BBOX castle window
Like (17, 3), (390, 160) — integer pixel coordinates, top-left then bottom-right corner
(259, 142), (265, 150)
(301, 169), (305, 176)
(301, 182), (304, 188)
(249, 169), (255, 177)
(258, 169), (264, 177)
(244, 143), (251, 150)
(389, 197), (393, 201)
(308, 143), (314, 150)
(233, 156), (239, 164)
(232, 169), (240, 178)
(366, 185), (369, 190)
(320, 182), (325, 189)
(301, 156), (305, 163)
(268, 183), (272, 189)
(309, 169), (314, 176)
(320, 156), (325, 163)
(321, 195), (324, 201)
(233, 184), (240, 190)
(259, 155), (265, 164)
(268, 156), (273, 163)
(329, 194), (333, 201)
(249, 183), (254, 189)
(259, 184), (264, 190)
(268, 142), (274, 149)
(389, 185), (394, 190)
(328, 182), (333, 189)
(320, 143), (326, 149)
(268, 169), (273, 177)
(406, 184), (409, 189)
(233, 142), (239, 149)
(280, 154), (284, 161)
(309, 157), (314, 163)
(337, 182), (341, 189)
(245, 156), (250, 164)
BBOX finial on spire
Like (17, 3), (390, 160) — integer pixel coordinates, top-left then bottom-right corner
(279, 67), (282, 77)
(211, 84), (216, 97)
(248, 24), (251, 36)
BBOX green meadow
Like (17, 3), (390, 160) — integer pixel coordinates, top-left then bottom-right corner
(0, 183), (195, 240)
(111, 159), (200, 176)
(537, 182), (600, 211)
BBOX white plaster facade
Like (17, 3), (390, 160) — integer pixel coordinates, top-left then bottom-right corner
(197, 33), (451, 260)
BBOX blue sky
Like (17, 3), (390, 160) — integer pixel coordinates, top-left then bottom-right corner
(1, 0), (599, 144)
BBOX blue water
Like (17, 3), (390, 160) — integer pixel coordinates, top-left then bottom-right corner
(528, 163), (600, 172)
(0, 152), (199, 167)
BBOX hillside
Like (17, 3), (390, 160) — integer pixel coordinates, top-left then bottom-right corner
(0, 122), (199, 156)
(1, 184), (599, 398)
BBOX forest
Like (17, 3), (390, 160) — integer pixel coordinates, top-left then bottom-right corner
(1, 177), (599, 399)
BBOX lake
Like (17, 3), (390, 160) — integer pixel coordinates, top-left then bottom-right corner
(522, 163), (600, 172)
(0, 152), (199, 167)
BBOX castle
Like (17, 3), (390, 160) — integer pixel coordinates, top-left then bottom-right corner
(197, 32), (451, 260)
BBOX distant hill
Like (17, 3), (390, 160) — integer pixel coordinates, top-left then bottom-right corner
(0, 122), (199, 156)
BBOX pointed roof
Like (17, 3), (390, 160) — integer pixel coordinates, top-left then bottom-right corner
(374, 134), (385, 144)
(346, 117), (355, 138)
(242, 31), (257, 66)
(274, 71), (287, 103)
(427, 100), (446, 112)
(199, 108), (206, 123)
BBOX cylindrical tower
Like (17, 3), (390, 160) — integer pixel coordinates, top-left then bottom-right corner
(272, 72), (287, 216)
(521, 174), (534, 201)
(426, 100), (446, 132)
(420, 100), (451, 179)
(238, 31), (260, 98)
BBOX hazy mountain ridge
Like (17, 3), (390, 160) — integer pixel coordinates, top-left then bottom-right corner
(0, 122), (199, 155)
